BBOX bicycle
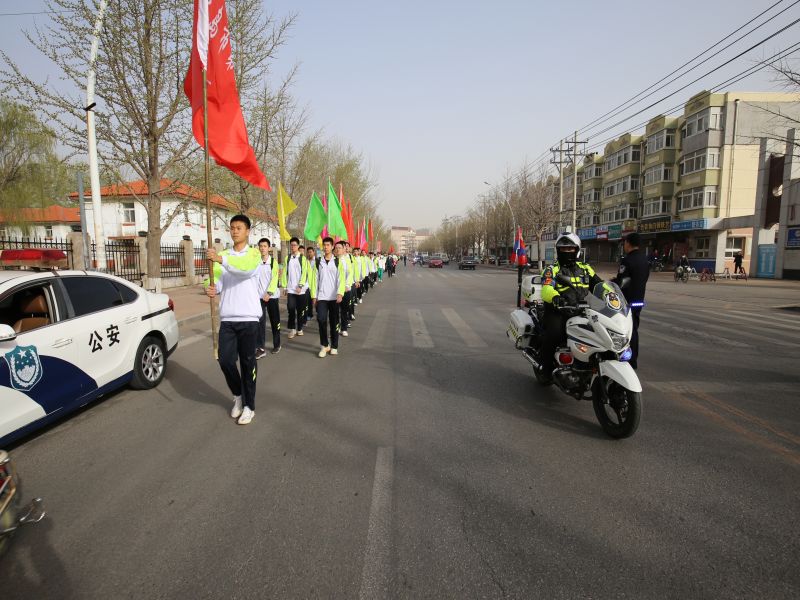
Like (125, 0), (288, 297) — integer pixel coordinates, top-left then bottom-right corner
(734, 267), (748, 281)
(699, 268), (716, 282)
(674, 266), (690, 283)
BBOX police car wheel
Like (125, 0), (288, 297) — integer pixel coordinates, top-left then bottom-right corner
(131, 336), (166, 390)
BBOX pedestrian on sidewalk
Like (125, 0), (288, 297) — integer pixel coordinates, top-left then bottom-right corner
(612, 232), (649, 370)
(204, 214), (262, 425)
(734, 251), (744, 274)
(312, 237), (345, 358)
(281, 237), (310, 339)
(256, 238), (281, 358)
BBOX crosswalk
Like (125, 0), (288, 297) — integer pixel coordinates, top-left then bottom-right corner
(352, 299), (800, 354)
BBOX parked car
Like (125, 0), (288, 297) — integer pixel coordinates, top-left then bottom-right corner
(458, 256), (478, 270)
(0, 251), (179, 446)
(428, 258), (444, 268)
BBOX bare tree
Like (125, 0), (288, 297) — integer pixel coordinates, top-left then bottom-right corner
(516, 162), (560, 270)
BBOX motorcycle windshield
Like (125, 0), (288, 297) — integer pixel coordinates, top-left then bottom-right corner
(587, 282), (630, 317)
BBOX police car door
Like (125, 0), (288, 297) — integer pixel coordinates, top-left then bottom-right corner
(58, 275), (139, 389)
(0, 279), (89, 439)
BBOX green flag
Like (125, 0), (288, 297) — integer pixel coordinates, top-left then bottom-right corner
(327, 181), (348, 239)
(303, 191), (327, 240)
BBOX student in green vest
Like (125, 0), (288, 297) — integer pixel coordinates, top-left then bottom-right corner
(256, 237), (281, 359)
(280, 237), (310, 338)
(311, 237), (346, 358)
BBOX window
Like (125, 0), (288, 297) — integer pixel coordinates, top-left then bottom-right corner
(695, 237), (711, 258)
(0, 284), (54, 333)
(582, 189), (601, 206)
(644, 164), (673, 186)
(679, 186), (718, 210)
(603, 145), (641, 172)
(0, 226), (6, 238)
(604, 176), (639, 198)
(61, 276), (125, 317)
(643, 197), (671, 217)
(122, 202), (135, 224)
(44, 225), (53, 239)
(724, 237), (745, 258)
(113, 281), (139, 304)
(680, 149), (721, 176)
(681, 107), (723, 139)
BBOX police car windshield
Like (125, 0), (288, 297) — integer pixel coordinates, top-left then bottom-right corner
(587, 282), (629, 315)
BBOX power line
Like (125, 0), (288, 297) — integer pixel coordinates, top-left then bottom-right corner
(0, 10), (75, 16)
(577, 0), (797, 136)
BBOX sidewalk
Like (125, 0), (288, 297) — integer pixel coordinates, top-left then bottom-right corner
(164, 284), (213, 325)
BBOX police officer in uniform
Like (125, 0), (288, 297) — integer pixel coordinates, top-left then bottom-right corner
(540, 233), (604, 381)
(612, 232), (649, 369)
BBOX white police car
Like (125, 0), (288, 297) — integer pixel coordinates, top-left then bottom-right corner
(0, 257), (179, 446)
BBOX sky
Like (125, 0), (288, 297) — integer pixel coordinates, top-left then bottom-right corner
(1, 0), (798, 229)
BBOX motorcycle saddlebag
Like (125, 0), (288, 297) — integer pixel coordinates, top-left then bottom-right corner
(508, 309), (535, 345)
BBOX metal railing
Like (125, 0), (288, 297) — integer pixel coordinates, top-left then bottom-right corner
(0, 237), (75, 269)
(194, 247), (209, 276)
(92, 241), (143, 284)
(160, 244), (186, 278)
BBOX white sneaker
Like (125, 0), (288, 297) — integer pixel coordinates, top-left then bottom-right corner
(238, 407), (254, 425)
(297, 330), (304, 336)
(341, 330), (349, 337)
(358, 299), (363, 304)
(318, 346), (330, 358)
(231, 395), (243, 419)
(330, 348), (338, 355)
(288, 329), (297, 339)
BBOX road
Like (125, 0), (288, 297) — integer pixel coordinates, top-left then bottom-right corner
(3, 264), (800, 599)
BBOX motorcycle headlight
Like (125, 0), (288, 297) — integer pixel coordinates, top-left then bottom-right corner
(608, 331), (629, 352)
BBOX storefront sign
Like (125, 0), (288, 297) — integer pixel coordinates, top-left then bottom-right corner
(622, 219), (637, 232)
(608, 223), (623, 240)
(671, 218), (708, 232)
(577, 227), (596, 240)
(787, 226), (800, 248)
(596, 226), (608, 241)
(639, 216), (672, 233)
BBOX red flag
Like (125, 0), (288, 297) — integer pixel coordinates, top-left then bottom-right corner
(368, 219), (374, 241)
(184, 0), (270, 191)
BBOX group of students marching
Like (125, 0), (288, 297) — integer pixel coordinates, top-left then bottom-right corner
(204, 214), (399, 425)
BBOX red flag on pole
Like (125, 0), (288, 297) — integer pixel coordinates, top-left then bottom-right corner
(184, 0), (270, 191)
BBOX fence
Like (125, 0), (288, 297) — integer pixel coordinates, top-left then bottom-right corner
(194, 247), (209, 276)
(0, 237), (75, 269)
(160, 244), (186, 278)
(92, 241), (144, 284)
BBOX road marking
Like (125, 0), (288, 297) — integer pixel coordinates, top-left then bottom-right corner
(649, 383), (800, 467)
(363, 309), (391, 349)
(709, 309), (800, 332)
(416, 273), (423, 279)
(408, 309), (434, 347)
(475, 307), (506, 329)
(656, 307), (796, 348)
(640, 326), (701, 347)
(645, 314), (748, 348)
(438, 272), (449, 278)
(441, 307), (487, 347)
(359, 446), (394, 600)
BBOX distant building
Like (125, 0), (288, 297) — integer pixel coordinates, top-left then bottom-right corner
(0, 206), (81, 240)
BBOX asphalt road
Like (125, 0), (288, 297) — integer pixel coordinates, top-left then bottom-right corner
(3, 264), (800, 599)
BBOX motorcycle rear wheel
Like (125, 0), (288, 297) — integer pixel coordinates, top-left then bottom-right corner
(592, 376), (641, 438)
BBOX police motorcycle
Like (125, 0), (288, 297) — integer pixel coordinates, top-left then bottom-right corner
(0, 449), (45, 556)
(507, 275), (642, 438)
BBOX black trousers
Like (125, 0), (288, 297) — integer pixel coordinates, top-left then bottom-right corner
(349, 286), (357, 318)
(218, 321), (258, 410)
(304, 288), (313, 321)
(287, 292), (306, 331)
(316, 300), (340, 349)
(340, 290), (352, 331)
(630, 307), (641, 370)
(356, 282), (364, 300)
(258, 298), (281, 349)
(363, 276), (370, 293)
(540, 310), (565, 374)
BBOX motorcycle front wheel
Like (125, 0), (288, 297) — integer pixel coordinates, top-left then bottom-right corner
(592, 376), (641, 438)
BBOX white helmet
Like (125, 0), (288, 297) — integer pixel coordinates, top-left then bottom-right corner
(555, 232), (582, 265)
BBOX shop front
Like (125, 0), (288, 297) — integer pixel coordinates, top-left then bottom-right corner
(638, 216), (673, 264)
(670, 217), (723, 271)
(576, 226), (598, 262)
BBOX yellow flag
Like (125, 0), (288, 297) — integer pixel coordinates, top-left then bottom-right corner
(277, 182), (298, 241)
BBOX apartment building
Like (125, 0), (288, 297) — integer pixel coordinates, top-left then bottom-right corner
(563, 90), (800, 275)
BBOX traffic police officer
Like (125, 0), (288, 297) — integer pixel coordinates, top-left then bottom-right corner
(612, 232), (649, 369)
(540, 233), (604, 380)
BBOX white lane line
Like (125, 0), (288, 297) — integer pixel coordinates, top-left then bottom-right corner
(416, 273), (423, 279)
(359, 446), (394, 600)
(720, 309), (800, 331)
(363, 309), (391, 349)
(408, 309), (434, 348)
(441, 307), (488, 347)
(476, 307), (506, 329)
(656, 307), (797, 347)
(439, 272), (449, 278)
(645, 314), (748, 348)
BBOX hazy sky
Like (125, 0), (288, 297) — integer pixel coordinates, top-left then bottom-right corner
(1, 0), (797, 229)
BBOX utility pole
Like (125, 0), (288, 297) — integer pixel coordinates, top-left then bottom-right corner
(571, 130), (579, 232)
(553, 134), (588, 233)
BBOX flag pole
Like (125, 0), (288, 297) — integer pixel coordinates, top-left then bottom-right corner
(203, 69), (219, 357)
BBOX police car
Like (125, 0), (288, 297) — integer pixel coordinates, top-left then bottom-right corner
(0, 250), (179, 446)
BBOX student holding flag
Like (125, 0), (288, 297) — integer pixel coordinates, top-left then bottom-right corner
(281, 237), (310, 338)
